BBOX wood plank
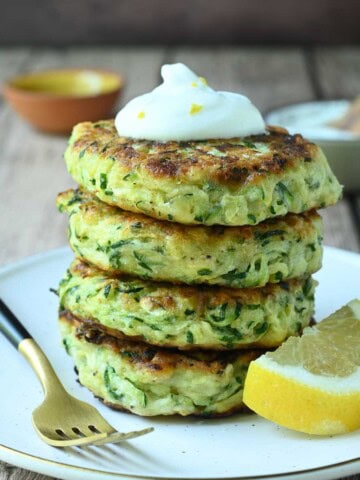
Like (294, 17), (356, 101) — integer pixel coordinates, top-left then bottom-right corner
(0, 113), (72, 265)
(321, 199), (360, 252)
(312, 46), (360, 251)
(0, 48), (32, 139)
(168, 47), (315, 113)
(312, 46), (360, 99)
(0, 48), (165, 266)
(0, 463), (49, 480)
(0, 48), (31, 85)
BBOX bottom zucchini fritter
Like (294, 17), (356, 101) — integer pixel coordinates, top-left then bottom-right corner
(59, 313), (261, 417)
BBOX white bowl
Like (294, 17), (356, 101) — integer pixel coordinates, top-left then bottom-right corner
(266, 100), (360, 191)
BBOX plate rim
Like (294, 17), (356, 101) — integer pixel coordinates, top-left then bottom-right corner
(0, 443), (359, 480)
(0, 246), (359, 480)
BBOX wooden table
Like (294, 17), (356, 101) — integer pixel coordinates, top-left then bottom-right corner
(0, 46), (359, 480)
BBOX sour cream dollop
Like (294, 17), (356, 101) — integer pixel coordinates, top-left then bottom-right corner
(115, 63), (265, 141)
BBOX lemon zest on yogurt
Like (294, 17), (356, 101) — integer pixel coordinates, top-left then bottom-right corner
(190, 103), (203, 115)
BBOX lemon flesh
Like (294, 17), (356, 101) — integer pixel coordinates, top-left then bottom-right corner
(243, 299), (360, 435)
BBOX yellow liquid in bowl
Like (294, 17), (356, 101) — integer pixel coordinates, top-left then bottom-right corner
(10, 70), (122, 97)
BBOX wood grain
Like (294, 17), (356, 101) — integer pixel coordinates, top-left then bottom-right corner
(312, 46), (360, 251)
(321, 200), (360, 252)
(312, 46), (360, 99)
(0, 48), (31, 85)
(0, 47), (359, 480)
(0, 48), (165, 266)
(0, 462), (49, 480)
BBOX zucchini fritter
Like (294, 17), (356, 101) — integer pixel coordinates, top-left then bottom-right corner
(58, 259), (316, 350)
(57, 188), (323, 288)
(59, 312), (261, 417)
(64, 120), (342, 226)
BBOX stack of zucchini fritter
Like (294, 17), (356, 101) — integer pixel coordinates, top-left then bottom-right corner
(57, 120), (342, 417)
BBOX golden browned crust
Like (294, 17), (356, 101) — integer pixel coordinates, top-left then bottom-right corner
(58, 187), (321, 243)
(70, 121), (318, 185)
(61, 311), (261, 375)
(98, 396), (250, 418)
(70, 258), (310, 307)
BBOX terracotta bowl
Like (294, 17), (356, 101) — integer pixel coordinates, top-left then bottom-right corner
(3, 68), (124, 134)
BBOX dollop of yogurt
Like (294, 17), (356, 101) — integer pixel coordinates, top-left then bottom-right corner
(115, 63), (265, 141)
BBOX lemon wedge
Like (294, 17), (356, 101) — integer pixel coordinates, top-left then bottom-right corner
(243, 299), (360, 435)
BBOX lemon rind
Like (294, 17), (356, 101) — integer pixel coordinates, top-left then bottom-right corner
(243, 361), (360, 435)
(256, 355), (360, 394)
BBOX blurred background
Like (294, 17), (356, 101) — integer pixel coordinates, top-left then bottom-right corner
(1, 0), (360, 45)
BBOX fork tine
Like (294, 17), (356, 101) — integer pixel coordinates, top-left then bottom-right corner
(44, 432), (109, 448)
(41, 427), (154, 448)
(89, 427), (154, 446)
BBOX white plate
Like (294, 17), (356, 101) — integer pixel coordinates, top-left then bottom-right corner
(0, 246), (359, 480)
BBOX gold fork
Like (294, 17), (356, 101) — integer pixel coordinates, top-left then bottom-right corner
(0, 297), (153, 447)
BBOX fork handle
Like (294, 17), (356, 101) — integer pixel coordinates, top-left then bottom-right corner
(0, 297), (31, 347)
(0, 297), (67, 397)
(19, 338), (68, 397)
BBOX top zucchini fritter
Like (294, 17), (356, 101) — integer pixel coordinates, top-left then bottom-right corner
(64, 120), (342, 226)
